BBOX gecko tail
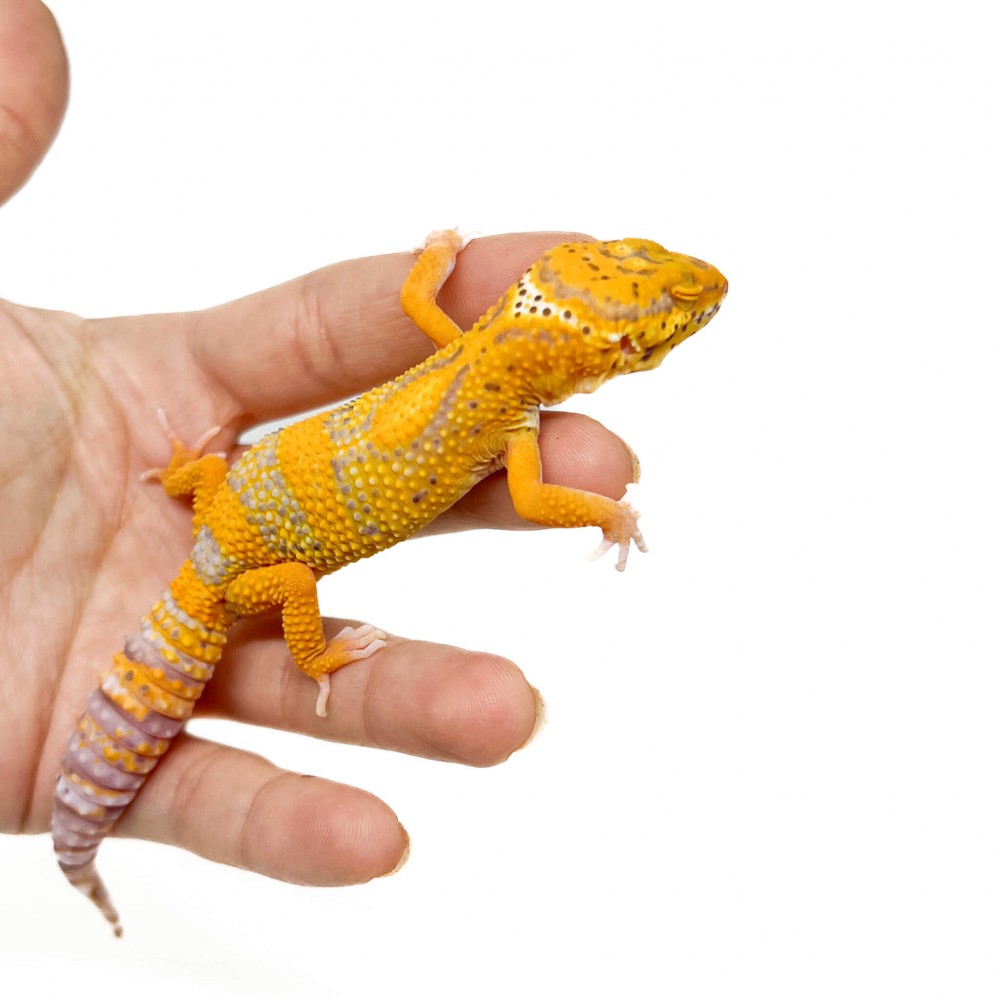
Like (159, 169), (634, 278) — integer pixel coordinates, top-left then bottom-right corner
(51, 652), (190, 937)
(52, 578), (226, 935)
(58, 858), (123, 937)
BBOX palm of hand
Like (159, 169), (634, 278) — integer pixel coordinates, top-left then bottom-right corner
(4, 300), (190, 815)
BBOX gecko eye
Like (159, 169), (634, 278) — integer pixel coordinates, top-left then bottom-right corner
(669, 282), (703, 303)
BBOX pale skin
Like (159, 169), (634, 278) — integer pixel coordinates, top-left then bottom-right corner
(0, 0), (637, 886)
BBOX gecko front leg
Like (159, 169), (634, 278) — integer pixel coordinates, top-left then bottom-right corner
(505, 428), (646, 572)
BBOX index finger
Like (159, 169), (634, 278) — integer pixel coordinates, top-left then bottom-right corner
(130, 231), (588, 429)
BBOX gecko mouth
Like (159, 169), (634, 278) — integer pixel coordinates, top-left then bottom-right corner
(611, 332), (668, 372)
(612, 279), (727, 373)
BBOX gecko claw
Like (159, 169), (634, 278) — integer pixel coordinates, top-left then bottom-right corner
(315, 675), (332, 718)
(153, 407), (222, 453)
(141, 410), (225, 481)
(309, 625), (388, 717)
(587, 537), (635, 572)
(587, 500), (647, 572)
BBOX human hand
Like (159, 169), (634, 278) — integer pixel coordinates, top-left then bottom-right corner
(0, 3), (637, 887)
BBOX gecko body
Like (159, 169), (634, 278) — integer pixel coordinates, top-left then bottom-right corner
(51, 232), (727, 934)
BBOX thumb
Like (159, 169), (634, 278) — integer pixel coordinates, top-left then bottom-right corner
(0, 0), (68, 206)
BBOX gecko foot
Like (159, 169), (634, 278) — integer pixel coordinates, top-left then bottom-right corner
(586, 496), (648, 572)
(412, 228), (469, 256)
(140, 408), (225, 482)
(311, 624), (388, 717)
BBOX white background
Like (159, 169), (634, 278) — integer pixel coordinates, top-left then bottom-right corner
(1, 1), (997, 997)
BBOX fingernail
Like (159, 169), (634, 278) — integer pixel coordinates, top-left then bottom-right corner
(516, 685), (547, 750)
(616, 433), (642, 483)
(382, 825), (411, 877)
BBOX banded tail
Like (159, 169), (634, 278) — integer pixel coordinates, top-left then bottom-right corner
(51, 562), (230, 935)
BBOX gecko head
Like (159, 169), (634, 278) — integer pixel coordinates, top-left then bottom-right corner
(514, 238), (728, 397)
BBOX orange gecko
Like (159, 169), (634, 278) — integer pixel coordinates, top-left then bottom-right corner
(51, 231), (728, 935)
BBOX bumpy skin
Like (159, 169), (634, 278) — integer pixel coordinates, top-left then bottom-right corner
(51, 232), (727, 935)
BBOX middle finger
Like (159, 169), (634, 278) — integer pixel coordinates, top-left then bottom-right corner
(197, 617), (541, 767)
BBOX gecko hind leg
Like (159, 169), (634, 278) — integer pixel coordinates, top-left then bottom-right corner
(225, 564), (387, 717)
(141, 408), (229, 528)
